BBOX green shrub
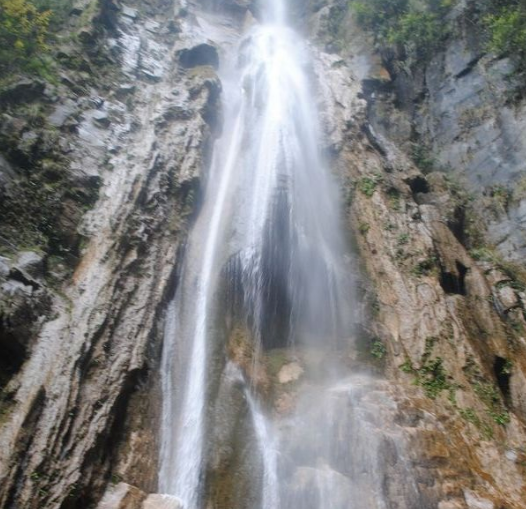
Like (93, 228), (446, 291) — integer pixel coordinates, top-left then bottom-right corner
(371, 340), (387, 359)
(357, 175), (383, 197)
(0, 0), (52, 73)
(485, 5), (526, 64)
(350, 0), (450, 61)
(388, 11), (443, 59)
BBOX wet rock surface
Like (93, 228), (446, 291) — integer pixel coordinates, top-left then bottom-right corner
(0, 1), (222, 507)
(0, 0), (526, 508)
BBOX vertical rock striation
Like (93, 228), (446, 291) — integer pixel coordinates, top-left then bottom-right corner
(0, 1), (222, 507)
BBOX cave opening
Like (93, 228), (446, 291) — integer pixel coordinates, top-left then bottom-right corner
(179, 44), (219, 69)
(407, 176), (430, 196)
(494, 356), (511, 401)
(439, 261), (468, 296)
(0, 327), (27, 392)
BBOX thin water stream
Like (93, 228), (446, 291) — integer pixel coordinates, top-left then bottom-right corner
(159, 1), (421, 508)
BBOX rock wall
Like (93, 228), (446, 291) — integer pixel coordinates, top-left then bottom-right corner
(0, 0), (222, 507)
(313, 0), (526, 262)
(1, 0), (526, 508)
(309, 1), (526, 507)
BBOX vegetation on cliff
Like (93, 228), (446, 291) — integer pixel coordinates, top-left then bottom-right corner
(0, 0), (75, 80)
(350, 0), (526, 72)
(485, 0), (526, 67)
(350, 0), (451, 59)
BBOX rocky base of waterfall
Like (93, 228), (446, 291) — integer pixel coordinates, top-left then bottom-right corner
(97, 482), (182, 509)
(0, 0), (526, 508)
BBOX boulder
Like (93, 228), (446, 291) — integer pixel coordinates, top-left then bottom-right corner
(96, 482), (146, 509)
(122, 6), (138, 20)
(92, 109), (111, 128)
(463, 490), (494, 509)
(142, 494), (183, 509)
(0, 257), (10, 278)
(496, 285), (519, 311)
(48, 100), (78, 128)
(15, 251), (45, 280)
(278, 362), (304, 384)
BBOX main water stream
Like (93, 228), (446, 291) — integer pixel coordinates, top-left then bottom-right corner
(159, 1), (422, 507)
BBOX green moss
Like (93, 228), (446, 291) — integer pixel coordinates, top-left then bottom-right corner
(0, 115), (100, 263)
(386, 187), (402, 211)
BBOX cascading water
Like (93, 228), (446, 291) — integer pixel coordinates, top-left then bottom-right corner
(160, 1), (422, 508)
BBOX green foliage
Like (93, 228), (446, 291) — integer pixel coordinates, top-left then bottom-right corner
(473, 381), (511, 425)
(371, 340), (387, 359)
(33, 0), (74, 27)
(401, 356), (452, 398)
(358, 222), (371, 235)
(418, 357), (451, 399)
(400, 337), (455, 399)
(397, 233), (409, 245)
(357, 175), (383, 197)
(351, 0), (450, 61)
(0, 0), (51, 73)
(387, 11), (444, 58)
(485, 3), (526, 63)
(411, 256), (437, 277)
(410, 143), (436, 173)
(459, 407), (494, 439)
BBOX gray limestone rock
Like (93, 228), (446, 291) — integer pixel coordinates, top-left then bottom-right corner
(15, 251), (45, 280)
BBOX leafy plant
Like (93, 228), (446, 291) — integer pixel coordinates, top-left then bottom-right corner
(411, 256), (437, 277)
(0, 0), (52, 73)
(387, 11), (444, 59)
(397, 233), (409, 245)
(351, 0), (450, 62)
(358, 222), (371, 235)
(371, 340), (387, 359)
(473, 381), (511, 425)
(485, 4), (526, 64)
(410, 143), (436, 173)
(357, 175), (383, 197)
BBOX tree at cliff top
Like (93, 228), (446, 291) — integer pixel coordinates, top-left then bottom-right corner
(350, 0), (451, 60)
(484, 0), (526, 69)
(351, 0), (526, 72)
(0, 0), (73, 78)
(0, 0), (51, 74)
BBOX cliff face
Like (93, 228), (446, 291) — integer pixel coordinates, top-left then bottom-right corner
(0, 0), (526, 508)
(0, 0), (222, 506)
(309, 0), (526, 507)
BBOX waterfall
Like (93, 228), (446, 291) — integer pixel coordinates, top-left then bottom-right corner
(159, 0), (421, 508)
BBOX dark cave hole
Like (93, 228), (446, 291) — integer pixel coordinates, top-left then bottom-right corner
(179, 44), (219, 69)
(0, 329), (27, 391)
(439, 261), (468, 296)
(447, 205), (467, 246)
(407, 176), (430, 196)
(494, 356), (511, 401)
